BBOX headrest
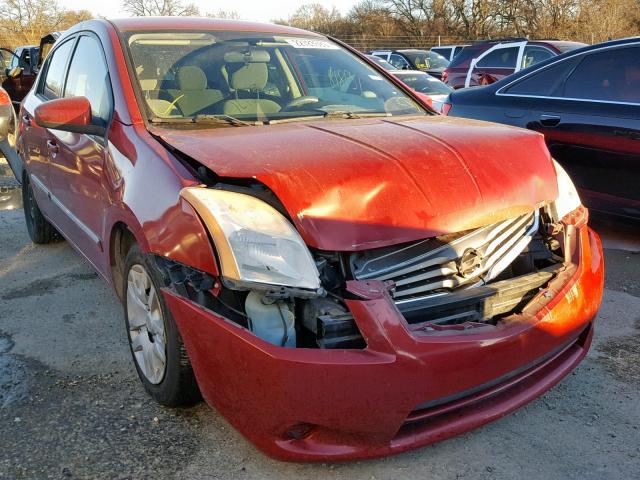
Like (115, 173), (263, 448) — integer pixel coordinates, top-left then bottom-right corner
(177, 65), (207, 91)
(139, 78), (158, 91)
(230, 63), (268, 91)
(224, 49), (271, 64)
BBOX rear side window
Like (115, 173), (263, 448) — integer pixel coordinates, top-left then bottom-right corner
(476, 47), (519, 68)
(42, 39), (74, 99)
(521, 46), (554, 69)
(64, 35), (113, 126)
(447, 47), (479, 67)
(563, 46), (640, 103)
(503, 56), (581, 96)
(432, 47), (451, 58)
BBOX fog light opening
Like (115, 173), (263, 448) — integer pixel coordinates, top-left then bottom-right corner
(284, 423), (315, 440)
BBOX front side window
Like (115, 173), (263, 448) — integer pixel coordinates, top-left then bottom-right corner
(64, 35), (113, 125)
(125, 32), (425, 125)
(389, 54), (410, 69)
(476, 47), (519, 69)
(42, 39), (74, 99)
(563, 46), (640, 103)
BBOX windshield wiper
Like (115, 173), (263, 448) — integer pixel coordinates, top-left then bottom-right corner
(149, 114), (255, 127)
(266, 111), (391, 125)
(193, 114), (255, 126)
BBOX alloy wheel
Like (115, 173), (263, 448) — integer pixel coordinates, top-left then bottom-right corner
(127, 264), (167, 384)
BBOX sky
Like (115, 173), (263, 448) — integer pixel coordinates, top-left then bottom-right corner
(58, 0), (361, 23)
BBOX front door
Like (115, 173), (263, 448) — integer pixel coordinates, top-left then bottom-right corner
(465, 41), (526, 88)
(46, 34), (114, 267)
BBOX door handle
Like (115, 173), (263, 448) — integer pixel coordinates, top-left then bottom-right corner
(22, 114), (31, 126)
(46, 140), (59, 155)
(539, 114), (561, 127)
(613, 129), (640, 140)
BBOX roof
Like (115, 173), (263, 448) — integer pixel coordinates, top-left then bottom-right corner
(109, 16), (320, 37)
(390, 70), (429, 75)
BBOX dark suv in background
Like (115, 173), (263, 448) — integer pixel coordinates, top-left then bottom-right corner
(443, 39), (586, 89)
(445, 37), (640, 221)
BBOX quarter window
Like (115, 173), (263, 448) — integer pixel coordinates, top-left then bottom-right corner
(476, 47), (519, 69)
(563, 46), (640, 103)
(42, 40), (74, 99)
(503, 56), (581, 96)
(64, 35), (112, 125)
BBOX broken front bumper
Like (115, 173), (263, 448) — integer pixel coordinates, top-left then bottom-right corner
(164, 225), (604, 462)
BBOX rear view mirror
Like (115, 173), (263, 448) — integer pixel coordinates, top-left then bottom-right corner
(34, 96), (105, 136)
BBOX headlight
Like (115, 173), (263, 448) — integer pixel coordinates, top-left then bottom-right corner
(181, 187), (320, 290)
(548, 159), (581, 222)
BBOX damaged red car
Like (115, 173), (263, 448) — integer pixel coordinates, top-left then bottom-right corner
(17, 17), (604, 462)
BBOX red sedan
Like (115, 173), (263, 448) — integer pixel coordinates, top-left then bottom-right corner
(16, 17), (603, 462)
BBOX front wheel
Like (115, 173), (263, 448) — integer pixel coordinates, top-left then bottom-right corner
(123, 245), (201, 406)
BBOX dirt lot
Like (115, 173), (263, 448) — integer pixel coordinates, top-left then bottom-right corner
(1, 160), (639, 480)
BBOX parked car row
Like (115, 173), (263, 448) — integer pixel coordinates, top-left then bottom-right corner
(4, 17), (604, 463)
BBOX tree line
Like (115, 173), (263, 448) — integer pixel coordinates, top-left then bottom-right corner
(1, 0), (637, 52)
(275, 0), (640, 50)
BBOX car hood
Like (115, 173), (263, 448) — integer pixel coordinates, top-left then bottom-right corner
(152, 115), (558, 251)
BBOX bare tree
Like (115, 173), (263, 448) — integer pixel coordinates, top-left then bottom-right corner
(0, 0), (92, 48)
(122, 0), (200, 16)
(206, 10), (241, 20)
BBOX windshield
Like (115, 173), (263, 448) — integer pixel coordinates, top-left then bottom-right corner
(367, 55), (398, 71)
(394, 73), (452, 95)
(402, 51), (449, 70)
(125, 31), (425, 125)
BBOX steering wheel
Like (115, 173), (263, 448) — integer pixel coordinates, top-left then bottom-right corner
(283, 96), (319, 111)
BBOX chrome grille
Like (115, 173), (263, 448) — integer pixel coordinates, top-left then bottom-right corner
(350, 211), (539, 302)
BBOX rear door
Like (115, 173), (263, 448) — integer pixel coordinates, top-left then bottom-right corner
(464, 42), (526, 88)
(498, 43), (640, 220)
(47, 33), (114, 259)
(539, 45), (640, 220)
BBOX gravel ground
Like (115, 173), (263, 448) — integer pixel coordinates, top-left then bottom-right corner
(1, 160), (639, 479)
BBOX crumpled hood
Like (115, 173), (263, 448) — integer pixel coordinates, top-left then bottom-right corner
(153, 115), (558, 251)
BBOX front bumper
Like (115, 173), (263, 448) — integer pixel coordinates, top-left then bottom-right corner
(165, 224), (604, 462)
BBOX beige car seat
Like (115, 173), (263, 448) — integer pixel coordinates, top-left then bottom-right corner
(135, 61), (181, 117)
(168, 66), (224, 116)
(221, 50), (281, 116)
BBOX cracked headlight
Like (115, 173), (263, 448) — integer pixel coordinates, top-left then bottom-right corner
(548, 159), (581, 222)
(181, 187), (320, 290)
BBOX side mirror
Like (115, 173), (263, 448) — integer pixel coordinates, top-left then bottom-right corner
(8, 66), (22, 78)
(413, 91), (434, 110)
(34, 96), (105, 136)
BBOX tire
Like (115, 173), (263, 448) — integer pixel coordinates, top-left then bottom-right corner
(123, 244), (201, 406)
(22, 173), (59, 244)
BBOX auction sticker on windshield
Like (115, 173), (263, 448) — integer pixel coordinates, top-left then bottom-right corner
(284, 38), (340, 49)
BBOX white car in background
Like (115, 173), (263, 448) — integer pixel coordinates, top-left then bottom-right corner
(390, 70), (453, 112)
